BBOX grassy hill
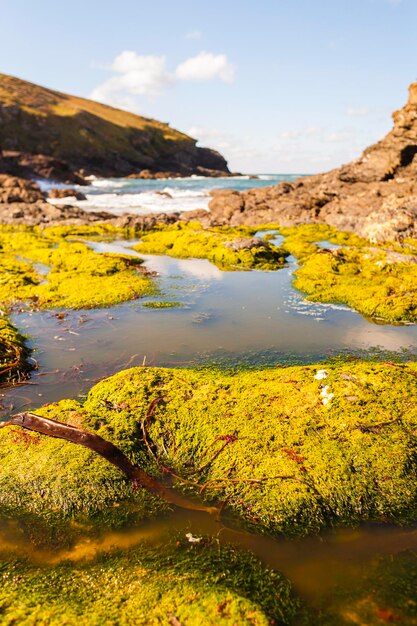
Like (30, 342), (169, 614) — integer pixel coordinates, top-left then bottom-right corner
(0, 73), (229, 177)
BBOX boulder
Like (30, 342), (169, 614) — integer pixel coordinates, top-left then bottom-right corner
(48, 188), (87, 201)
(0, 174), (45, 203)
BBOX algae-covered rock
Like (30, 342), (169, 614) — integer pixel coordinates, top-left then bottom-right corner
(0, 399), (168, 544)
(1, 363), (416, 537)
(0, 225), (155, 310)
(0, 540), (308, 625)
(0, 317), (29, 386)
(280, 224), (417, 322)
(133, 222), (288, 270)
(142, 300), (184, 309)
(80, 364), (417, 534)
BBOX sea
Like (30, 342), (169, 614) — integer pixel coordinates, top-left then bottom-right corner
(42, 174), (302, 215)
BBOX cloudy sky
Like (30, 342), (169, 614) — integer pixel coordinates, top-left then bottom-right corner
(1, 0), (416, 173)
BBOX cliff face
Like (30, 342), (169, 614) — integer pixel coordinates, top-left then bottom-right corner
(0, 73), (230, 179)
(209, 82), (417, 242)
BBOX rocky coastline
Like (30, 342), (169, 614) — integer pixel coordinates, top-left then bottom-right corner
(0, 73), (232, 182)
(208, 82), (417, 242)
(1, 81), (417, 244)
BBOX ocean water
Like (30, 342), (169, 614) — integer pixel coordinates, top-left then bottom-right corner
(44, 174), (303, 215)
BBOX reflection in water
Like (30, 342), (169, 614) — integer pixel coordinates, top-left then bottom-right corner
(1, 238), (416, 417)
(0, 508), (416, 604)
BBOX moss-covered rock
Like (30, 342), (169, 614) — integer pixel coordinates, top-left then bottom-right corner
(0, 225), (155, 310)
(0, 539), (310, 626)
(0, 317), (29, 386)
(142, 300), (183, 309)
(0, 398), (168, 545)
(81, 363), (417, 535)
(1, 362), (416, 538)
(133, 222), (288, 270)
(279, 224), (417, 322)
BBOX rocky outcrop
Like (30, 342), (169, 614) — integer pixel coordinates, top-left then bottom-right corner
(0, 151), (87, 185)
(0, 198), (179, 230)
(209, 82), (417, 242)
(0, 174), (180, 229)
(0, 73), (230, 180)
(0, 174), (45, 203)
(48, 188), (87, 201)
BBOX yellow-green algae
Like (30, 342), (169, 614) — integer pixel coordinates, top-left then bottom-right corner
(1, 362), (416, 537)
(133, 222), (288, 270)
(0, 318), (29, 385)
(0, 224), (158, 384)
(279, 224), (417, 323)
(0, 540), (308, 626)
(0, 225), (155, 310)
(142, 300), (184, 309)
(134, 221), (417, 321)
(319, 549), (417, 625)
(0, 398), (168, 546)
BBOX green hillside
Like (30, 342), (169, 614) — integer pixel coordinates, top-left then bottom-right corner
(0, 73), (229, 177)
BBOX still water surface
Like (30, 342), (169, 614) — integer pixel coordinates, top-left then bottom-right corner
(2, 235), (417, 416)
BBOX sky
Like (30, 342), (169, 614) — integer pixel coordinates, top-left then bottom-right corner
(1, 0), (416, 173)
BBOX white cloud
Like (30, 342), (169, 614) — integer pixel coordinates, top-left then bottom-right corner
(90, 51), (171, 104)
(185, 30), (202, 40)
(91, 49), (235, 110)
(175, 52), (235, 82)
(346, 106), (371, 117)
(185, 121), (381, 174)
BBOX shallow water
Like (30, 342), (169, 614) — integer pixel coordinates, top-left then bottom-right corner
(1, 232), (417, 617)
(2, 235), (416, 417)
(0, 506), (416, 606)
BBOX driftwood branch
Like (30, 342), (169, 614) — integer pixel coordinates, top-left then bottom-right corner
(0, 412), (218, 515)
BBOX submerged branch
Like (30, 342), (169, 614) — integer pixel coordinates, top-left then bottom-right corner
(1, 412), (219, 516)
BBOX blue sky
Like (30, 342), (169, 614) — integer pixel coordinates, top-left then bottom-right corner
(1, 0), (416, 173)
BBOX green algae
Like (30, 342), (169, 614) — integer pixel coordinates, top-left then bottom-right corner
(319, 549), (417, 625)
(0, 225), (155, 310)
(0, 540), (308, 626)
(80, 363), (417, 535)
(133, 222), (288, 271)
(294, 247), (417, 323)
(279, 224), (366, 260)
(279, 224), (417, 322)
(0, 398), (168, 545)
(142, 301), (184, 309)
(0, 317), (29, 386)
(1, 362), (416, 538)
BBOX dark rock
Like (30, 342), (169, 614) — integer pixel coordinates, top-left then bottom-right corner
(127, 170), (183, 180)
(49, 188), (87, 201)
(223, 237), (271, 252)
(0, 151), (86, 185)
(0, 193), (180, 230)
